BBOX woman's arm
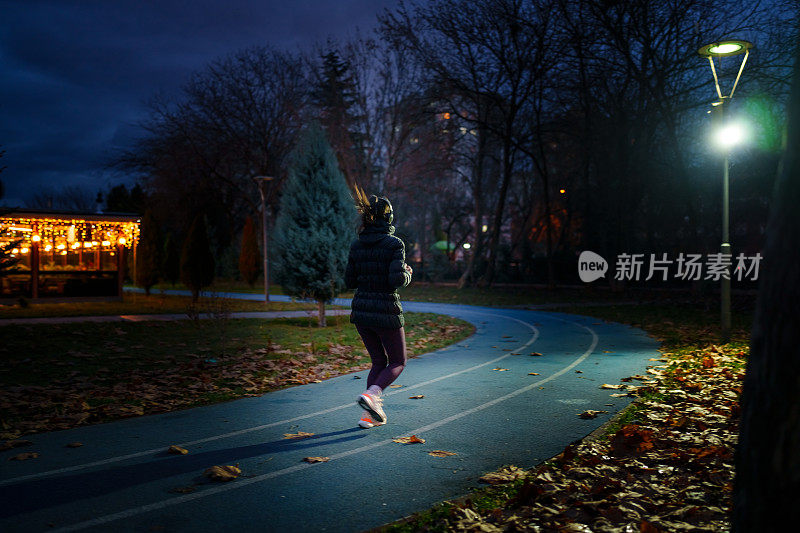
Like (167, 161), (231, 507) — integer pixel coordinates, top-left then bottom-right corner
(388, 240), (412, 289)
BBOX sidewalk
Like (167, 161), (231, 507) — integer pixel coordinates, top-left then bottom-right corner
(0, 309), (350, 326)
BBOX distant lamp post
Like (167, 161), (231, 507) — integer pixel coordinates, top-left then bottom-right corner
(253, 176), (275, 302)
(698, 39), (754, 342)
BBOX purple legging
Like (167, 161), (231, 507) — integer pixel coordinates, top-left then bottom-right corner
(355, 324), (407, 390)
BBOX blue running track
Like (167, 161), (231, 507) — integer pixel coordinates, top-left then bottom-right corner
(0, 292), (659, 532)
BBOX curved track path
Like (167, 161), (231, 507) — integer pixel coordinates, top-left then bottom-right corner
(0, 293), (659, 532)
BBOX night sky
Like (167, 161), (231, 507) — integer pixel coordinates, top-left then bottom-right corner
(0, 0), (397, 208)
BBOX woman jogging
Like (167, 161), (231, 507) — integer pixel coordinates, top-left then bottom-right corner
(345, 185), (413, 428)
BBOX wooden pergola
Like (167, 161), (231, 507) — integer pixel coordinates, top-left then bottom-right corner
(0, 208), (140, 300)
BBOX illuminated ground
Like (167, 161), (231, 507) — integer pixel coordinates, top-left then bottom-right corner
(0, 294), (659, 532)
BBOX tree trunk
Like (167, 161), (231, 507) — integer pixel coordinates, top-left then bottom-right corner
(458, 121), (487, 289)
(733, 43), (800, 532)
(480, 136), (513, 288)
(317, 299), (326, 328)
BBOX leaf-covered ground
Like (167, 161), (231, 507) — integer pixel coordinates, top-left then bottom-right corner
(381, 343), (747, 533)
(0, 313), (474, 439)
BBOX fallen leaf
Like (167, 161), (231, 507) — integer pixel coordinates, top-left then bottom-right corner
(610, 424), (654, 455)
(429, 450), (457, 457)
(409, 395), (424, 399)
(600, 384), (624, 389)
(493, 367), (509, 371)
(303, 456), (330, 463)
(479, 465), (526, 484)
(66, 442), (83, 448)
(203, 465), (241, 481)
(528, 372), (540, 375)
(1, 439), (33, 451)
(170, 486), (196, 494)
(8, 452), (39, 461)
(283, 431), (315, 440)
(393, 434), (425, 444)
(388, 384), (403, 388)
(529, 352), (543, 356)
(575, 370), (583, 373)
(168, 445), (188, 455)
(578, 410), (608, 419)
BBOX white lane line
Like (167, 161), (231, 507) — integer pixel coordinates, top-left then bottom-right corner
(0, 310), (539, 487)
(50, 319), (597, 533)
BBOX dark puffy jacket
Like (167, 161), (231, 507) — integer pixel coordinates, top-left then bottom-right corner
(344, 222), (412, 329)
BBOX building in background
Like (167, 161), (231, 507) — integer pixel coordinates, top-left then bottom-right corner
(0, 209), (140, 300)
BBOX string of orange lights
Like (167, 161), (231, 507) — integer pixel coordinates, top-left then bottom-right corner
(0, 214), (140, 258)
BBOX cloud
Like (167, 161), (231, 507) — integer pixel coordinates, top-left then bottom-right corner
(0, 0), (397, 205)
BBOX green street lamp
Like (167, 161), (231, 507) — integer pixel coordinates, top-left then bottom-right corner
(697, 39), (754, 342)
(253, 175), (275, 303)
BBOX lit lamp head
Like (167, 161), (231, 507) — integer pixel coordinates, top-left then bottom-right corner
(697, 40), (753, 58)
(713, 122), (746, 149)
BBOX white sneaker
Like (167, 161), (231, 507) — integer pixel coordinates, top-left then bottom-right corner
(357, 392), (387, 424)
(358, 410), (385, 428)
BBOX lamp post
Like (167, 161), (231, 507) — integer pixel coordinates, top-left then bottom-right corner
(253, 176), (275, 302)
(697, 39), (753, 342)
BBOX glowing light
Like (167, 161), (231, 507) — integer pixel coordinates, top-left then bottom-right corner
(559, 189), (566, 194)
(20, 247), (29, 254)
(118, 237), (127, 245)
(60, 251), (67, 256)
(709, 43), (743, 55)
(698, 40), (753, 58)
(83, 242), (92, 248)
(443, 112), (451, 119)
(57, 244), (66, 250)
(11, 248), (18, 254)
(714, 123), (746, 149)
(44, 245), (52, 252)
(481, 225), (488, 233)
(8, 226), (32, 232)
(462, 243), (471, 249)
(31, 235), (41, 242)
(102, 240), (111, 246)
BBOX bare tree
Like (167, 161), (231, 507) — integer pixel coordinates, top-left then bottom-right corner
(116, 46), (308, 258)
(29, 185), (98, 211)
(382, 0), (563, 287)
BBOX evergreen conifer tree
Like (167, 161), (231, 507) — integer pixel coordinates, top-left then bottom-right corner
(180, 214), (215, 302)
(312, 48), (367, 186)
(272, 124), (355, 326)
(135, 210), (162, 295)
(162, 232), (180, 286)
(238, 216), (260, 286)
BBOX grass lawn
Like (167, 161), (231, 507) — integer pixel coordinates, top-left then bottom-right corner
(147, 280), (293, 295)
(0, 312), (475, 438)
(0, 291), (325, 319)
